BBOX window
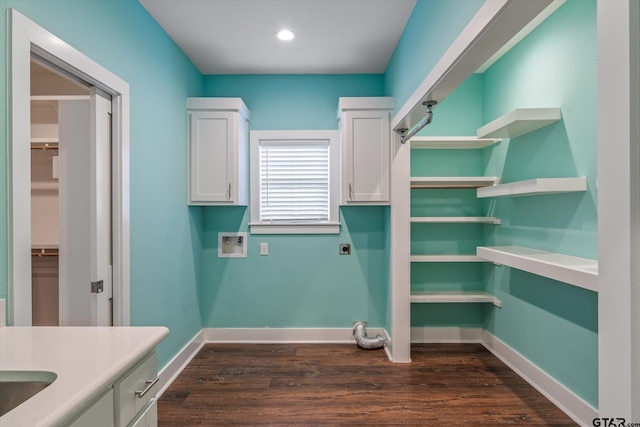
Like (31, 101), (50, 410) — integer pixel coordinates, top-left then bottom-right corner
(250, 130), (340, 234)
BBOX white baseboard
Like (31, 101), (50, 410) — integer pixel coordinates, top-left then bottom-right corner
(481, 330), (597, 426)
(411, 327), (483, 343)
(381, 328), (395, 362)
(203, 327), (386, 344)
(156, 329), (205, 398)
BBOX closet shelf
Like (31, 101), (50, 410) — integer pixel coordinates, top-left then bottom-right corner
(411, 255), (488, 263)
(31, 138), (59, 144)
(31, 182), (58, 192)
(411, 216), (501, 224)
(410, 136), (501, 149)
(411, 176), (499, 189)
(32, 244), (58, 250)
(477, 246), (598, 292)
(410, 291), (502, 307)
(477, 108), (562, 139)
(476, 177), (586, 198)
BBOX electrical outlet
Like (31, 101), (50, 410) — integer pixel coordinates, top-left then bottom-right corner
(260, 242), (269, 256)
(339, 243), (351, 255)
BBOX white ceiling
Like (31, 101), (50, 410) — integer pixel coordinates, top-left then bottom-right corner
(139, 0), (417, 75)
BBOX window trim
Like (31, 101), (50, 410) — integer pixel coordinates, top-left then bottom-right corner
(249, 130), (340, 234)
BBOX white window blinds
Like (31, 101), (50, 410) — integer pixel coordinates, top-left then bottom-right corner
(259, 140), (330, 223)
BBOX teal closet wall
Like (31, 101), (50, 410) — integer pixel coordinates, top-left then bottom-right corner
(0, 0), (204, 368)
(409, 75), (489, 327)
(200, 75), (391, 329)
(404, 0), (597, 408)
(482, 0), (598, 407)
(384, 0), (484, 111)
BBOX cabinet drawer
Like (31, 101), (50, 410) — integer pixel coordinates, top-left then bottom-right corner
(128, 399), (157, 427)
(114, 352), (158, 427)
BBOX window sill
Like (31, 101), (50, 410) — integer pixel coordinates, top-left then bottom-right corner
(249, 222), (341, 235)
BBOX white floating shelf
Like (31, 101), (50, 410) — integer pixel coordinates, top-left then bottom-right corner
(477, 177), (586, 198)
(477, 246), (598, 292)
(410, 291), (502, 307)
(411, 216), (501, 224)
(410, 136), (501, 149)
(411, 176), (500, 189)
(477, 108), (562, 139)
(411, 255), (488, 263)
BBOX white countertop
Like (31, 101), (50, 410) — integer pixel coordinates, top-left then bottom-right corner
(0, 326), (169, 427)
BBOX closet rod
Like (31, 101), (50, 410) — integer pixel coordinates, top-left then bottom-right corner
(31, 248), (59, 257)
(31, 144), (58, 151)
(397, 100), (437, 144)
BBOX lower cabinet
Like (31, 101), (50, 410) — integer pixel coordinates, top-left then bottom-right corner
(65, 351), (159, 427)
(114, 352), (158, 427)
(67, 389), (115, 427)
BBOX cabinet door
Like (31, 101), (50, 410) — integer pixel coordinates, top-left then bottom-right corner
(189, 110), (235, 204)
(67, 389), (114, 427)
(342, 110), (390, 203)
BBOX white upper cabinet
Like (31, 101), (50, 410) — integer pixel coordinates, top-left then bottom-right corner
(338, 97), (393, 205)
(187, 98), (249, 205)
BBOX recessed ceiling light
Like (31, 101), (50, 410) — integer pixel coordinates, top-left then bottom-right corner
(276, 29), (295, 41)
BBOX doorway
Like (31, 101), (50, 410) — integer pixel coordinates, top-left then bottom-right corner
(8, 9), (131, 326)
(31, 60), (87, 325)
(30, 60), (114, 326)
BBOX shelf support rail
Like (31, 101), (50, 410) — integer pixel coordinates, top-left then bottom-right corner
(397, 101), (437, 144)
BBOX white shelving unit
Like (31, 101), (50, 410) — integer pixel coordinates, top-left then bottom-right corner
(411, 216), (501, 224)
(477, 108), (562, 139)
(477, 246), (598, 292)
(477, 177), (586, 198)
(410, 255), (488, 263)
(410, 291), (502, 307)
(410, 136), (501, 149)
(411, 176), (499, 189)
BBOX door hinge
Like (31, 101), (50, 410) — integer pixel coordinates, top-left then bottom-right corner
(91, 280), (104, 294)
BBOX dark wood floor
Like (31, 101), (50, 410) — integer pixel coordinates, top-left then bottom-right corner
(158, 343), (576, 426)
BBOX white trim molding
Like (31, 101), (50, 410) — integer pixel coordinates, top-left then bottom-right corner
(203, 327), (387, 344)
(156, 330), (205, 398)
(249, 130), (341, 235)
(481, 331), (597, 426)
(597, 0), (640, 420)
(410, 327), (483, 344)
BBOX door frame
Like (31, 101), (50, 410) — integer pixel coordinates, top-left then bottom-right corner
(7, 9), (130, 326)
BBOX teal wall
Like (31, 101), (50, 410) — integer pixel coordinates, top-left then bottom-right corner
(384, 0), (484, 110)
(204, 74), (384, 130)
(200, 75), (390, 328)
(0, 0), (204, 368)
(482, 0), (598, 407)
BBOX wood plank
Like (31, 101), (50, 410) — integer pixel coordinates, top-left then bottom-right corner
(158, 343), (576, 426)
